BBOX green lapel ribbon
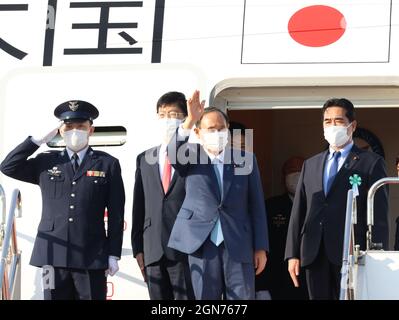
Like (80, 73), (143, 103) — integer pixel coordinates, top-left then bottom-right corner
(349, 174), (362, 187)
(349, 174), (362, 197)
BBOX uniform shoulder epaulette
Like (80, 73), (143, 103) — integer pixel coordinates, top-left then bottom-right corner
(42, 150), (62, 155)
(91, 149), (115, 159)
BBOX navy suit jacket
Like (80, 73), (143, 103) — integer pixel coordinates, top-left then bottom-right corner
(167, 133), (269, 263)
(285, 145), (389, 267)
(131, 146), (188, 266)
(0, 137), (125, 269)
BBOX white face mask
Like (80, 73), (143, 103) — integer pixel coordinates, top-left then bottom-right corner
(201, 130), (229, 154)
(285, 172), (301, 195)
(158, 118), (182, 144)
(323, 123), (352, 148)
(63, 129), (89, 152)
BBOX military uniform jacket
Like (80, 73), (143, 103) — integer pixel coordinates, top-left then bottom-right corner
(0, 137), (125, 270)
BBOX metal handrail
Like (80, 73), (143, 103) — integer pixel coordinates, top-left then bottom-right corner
(366, 177), (399, 250)
(340, 189), (357, 300)
(0, 189), (22, 300)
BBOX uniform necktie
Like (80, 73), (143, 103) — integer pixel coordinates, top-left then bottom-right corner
(72, 153), (79, 173)
(326, 151), (341, 194)
(210, 160), (224, 246)
(162, 155), (172, 194)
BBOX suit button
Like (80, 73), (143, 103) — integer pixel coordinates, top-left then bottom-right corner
(320, 222), (323, 226)
(72, 181), (76, 185)
(71, 193), (75, 198)
(50, 177), (55, 180)
(70, 205), (75, 210)
(68, 218), (74, 222)
(94, 180), (98, 184)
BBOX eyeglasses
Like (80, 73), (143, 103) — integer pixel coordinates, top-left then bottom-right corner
(158, 111), (185, 119)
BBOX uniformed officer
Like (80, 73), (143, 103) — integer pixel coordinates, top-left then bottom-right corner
(0, 100), (125, 300)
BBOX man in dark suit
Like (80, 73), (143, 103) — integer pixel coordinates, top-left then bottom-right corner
(131, 91), (194, 300)
(0, 100), (125, 300)
(256, 156), (308, 300)
(167, 90), (269, 300)
(285, 98), (389, 300)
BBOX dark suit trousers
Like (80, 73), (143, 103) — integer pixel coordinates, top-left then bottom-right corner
(43, 267), (107, 300)
(188, 238), (255, 300)
(305, 239), (341, 300)
(145, 256), (194, 300)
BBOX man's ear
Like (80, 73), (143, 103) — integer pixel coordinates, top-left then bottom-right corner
(194, 127), (200, 138)
(89, 126), (95, 136)
(351, 120), (358, 133)
(59, 125), (65, 138)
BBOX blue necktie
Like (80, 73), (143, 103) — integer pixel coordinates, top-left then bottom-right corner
(210, 161), (224, 246)
(326, 151), (341, 194)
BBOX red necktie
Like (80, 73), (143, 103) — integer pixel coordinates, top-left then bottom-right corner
(162, 155), (171, 194)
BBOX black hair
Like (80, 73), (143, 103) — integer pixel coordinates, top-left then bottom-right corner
(196, 107), (229, 128)
(322, 98), (356, 122)
(229, 121), (247, 135)
(156, 91), (188, 116)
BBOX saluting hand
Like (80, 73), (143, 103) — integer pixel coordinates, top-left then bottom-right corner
(183, 90), (205, 130)
(32, 123), (61, 146)
(288, 258), (300, 287)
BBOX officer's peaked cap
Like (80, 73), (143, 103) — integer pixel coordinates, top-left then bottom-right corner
(54, 100), (99, 123)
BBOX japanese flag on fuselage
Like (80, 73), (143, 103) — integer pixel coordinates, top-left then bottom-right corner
(242, 0), (392, 63)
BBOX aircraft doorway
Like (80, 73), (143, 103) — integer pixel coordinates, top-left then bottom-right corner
(227, 107), (399, 250)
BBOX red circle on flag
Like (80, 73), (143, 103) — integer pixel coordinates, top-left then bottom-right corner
(288, 5), (346, 47)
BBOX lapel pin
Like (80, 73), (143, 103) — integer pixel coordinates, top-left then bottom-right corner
(233, 162), (245, 168)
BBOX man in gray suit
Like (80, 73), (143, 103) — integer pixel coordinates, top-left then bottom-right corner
(167, 90), (269, 300)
